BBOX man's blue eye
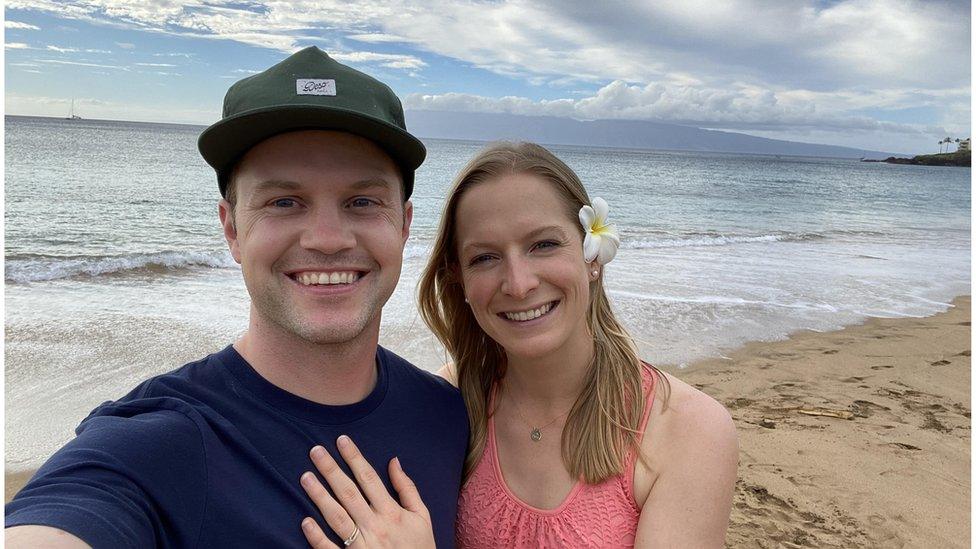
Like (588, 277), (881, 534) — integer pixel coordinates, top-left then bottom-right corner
(272, 198), (297, 208)
(535, 240), (559, 250)
(351, 198), (377, 208)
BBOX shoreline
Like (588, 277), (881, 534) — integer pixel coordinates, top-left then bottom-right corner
(6, 296), (971, 547)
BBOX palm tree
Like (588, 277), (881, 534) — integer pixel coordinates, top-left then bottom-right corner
(939, 138), (946, 153)
(945, 137), (953, 154)
(954, 138), (961, 152)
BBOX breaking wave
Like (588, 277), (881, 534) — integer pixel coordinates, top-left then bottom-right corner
(5, 250), (238, 283)
(621, 232), (826, 250)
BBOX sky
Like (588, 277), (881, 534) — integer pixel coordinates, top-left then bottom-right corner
(3, 0), (972, 154)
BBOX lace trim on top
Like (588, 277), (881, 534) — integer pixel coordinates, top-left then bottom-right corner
(456, 364), (657, 548)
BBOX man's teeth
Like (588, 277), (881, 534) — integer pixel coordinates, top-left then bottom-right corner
(296, 272), (360, 285)
(503, 302), (553, 322)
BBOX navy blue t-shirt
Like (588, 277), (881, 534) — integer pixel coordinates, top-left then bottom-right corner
(6, 345), (469, 548)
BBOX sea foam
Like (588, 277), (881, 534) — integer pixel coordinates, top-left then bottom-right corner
(5, 250), (239, 283)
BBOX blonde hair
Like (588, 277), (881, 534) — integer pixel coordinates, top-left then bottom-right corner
(418, 142), (669, 483)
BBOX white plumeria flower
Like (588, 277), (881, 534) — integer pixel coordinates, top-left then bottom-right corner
(578, 197), (620, 265)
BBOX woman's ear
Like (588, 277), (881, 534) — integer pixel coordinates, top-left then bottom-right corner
(588, 262), (601, 281)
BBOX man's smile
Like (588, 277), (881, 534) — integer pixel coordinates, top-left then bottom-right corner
(291, 271), (365, 286)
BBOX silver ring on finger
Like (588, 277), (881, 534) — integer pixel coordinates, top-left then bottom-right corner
(343, 524), (360, 546)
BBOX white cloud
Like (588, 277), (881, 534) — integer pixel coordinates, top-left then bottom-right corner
(5, 42), (32, 49)
(45, 44), (111, 53)
(347, 33), (407, 43)
(405, 79), (936, 136)
(4, 0), (970, 149)
(115, 42), (136, 49)
(37, 58), (128, 69)
(135, 62), (177, 67)
(6, 21), (40, 30)
(332, 51), (426, 69)
(9, 1), (965, 89)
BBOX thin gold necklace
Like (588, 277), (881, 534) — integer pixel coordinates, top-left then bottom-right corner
(504, 387), (573, 442)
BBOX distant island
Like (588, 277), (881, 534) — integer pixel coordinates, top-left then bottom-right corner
(862, 150), (971, 167)
(405, 110), (899, 159)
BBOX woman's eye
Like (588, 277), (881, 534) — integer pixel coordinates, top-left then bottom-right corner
(534, 240), (560, 251)
(469, 254), (494, 265)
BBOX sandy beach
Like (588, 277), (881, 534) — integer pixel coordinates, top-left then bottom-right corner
(6, 297), (970, 547)
(680, 295), (971, 548)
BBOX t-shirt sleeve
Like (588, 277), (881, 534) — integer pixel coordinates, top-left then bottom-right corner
(5, 406), (208, 548)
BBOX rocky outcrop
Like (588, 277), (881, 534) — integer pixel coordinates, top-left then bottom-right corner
(863, 150), (971, 167)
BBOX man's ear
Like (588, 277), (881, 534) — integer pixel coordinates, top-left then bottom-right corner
(401, 200), (414, 244)
(218, 199), (242, 264)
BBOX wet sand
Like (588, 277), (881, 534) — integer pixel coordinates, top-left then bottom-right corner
(6, 297), (970, 548)
(676, 295), (971, 548)
(4, 471), (33, 504)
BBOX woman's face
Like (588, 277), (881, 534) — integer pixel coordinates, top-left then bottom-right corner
(454, 172), (595, 361)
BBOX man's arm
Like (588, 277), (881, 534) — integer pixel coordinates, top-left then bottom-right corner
(7, 525), (91, 548)
(5, 408), (207, 548)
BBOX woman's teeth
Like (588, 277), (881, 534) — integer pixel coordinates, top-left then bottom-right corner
(503, 302), (554, 322)
(296, 272), (360, 285)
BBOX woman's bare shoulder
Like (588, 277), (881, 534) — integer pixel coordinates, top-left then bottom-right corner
(435, 363), (458, 387)
(643, 371), (737, 459)
(634, 370), (738, 546)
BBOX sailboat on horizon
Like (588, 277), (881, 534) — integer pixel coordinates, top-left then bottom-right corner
(65, 99), (82, 120)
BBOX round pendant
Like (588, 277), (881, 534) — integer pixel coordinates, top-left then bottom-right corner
(530, 428), (542, 442)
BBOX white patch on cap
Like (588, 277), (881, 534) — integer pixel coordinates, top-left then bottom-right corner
(296, 79), (336, 96)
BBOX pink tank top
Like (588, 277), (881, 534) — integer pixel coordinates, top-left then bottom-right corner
(456, 365), (657, 548)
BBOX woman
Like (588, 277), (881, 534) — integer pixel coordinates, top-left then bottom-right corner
(298, 142), (738, 548)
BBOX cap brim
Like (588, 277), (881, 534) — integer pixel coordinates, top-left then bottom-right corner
(198, 104), (426, 196)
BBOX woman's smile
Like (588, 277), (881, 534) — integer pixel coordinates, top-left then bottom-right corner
(497, 299), (560, 323)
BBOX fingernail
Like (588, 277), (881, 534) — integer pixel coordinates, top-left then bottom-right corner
(302, 517), (314, 531)
(310, 445), (326, 458)
(300, 472), (314, 487)
(337, 435), (350, 448)
(393, 457), (402, 471)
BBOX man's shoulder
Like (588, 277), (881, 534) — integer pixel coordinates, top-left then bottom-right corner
(378, 346), (462, 398)
(81, 346), (237, 435)
(103, 346), (233, 404)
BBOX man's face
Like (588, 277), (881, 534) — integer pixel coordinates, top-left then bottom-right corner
(219, 130), (412, 346)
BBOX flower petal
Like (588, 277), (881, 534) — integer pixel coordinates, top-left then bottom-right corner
(596, 238), (618, 265)
(591, 197), (609, 224)
(583, 233), (601, 262)
(579, 205), (595, 228)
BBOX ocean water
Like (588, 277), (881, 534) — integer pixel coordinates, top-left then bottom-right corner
(5, 115), (971, 472)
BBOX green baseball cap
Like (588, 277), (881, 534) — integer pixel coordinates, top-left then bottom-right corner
(198, 46), (426, 199)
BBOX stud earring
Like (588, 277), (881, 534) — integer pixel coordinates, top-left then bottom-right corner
(591, 270), (599, 277)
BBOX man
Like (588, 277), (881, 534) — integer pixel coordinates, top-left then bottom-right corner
(6, 46), (468, 548)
